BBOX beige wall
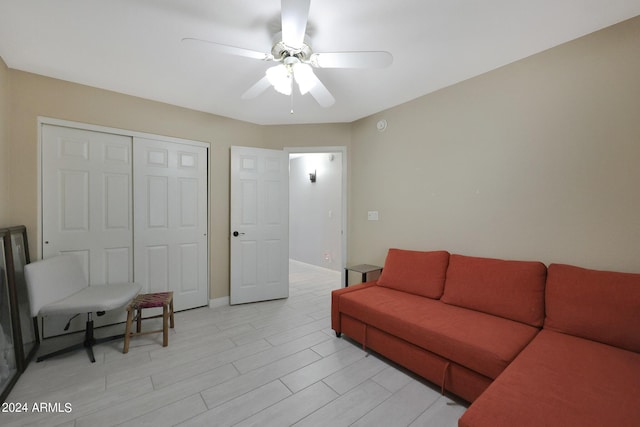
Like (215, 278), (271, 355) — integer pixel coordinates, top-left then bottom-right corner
(7, 71), (266, 299)
(349, 16), (640, 273)
(261, 123), (351, 150)
(0, 56), (8, 225)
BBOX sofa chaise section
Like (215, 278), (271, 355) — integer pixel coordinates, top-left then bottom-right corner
(459, 329), (640, 427)
(460, 263), (640, 426)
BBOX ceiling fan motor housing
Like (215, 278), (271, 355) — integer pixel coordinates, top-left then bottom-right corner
(271, 33), (313, 64)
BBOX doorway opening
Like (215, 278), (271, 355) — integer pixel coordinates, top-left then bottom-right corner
(287, 147), (346, 286)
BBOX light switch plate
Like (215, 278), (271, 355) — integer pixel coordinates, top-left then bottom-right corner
(367, 211), (379, 221)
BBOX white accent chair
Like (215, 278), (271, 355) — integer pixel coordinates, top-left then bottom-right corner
(24, 255), (141, 363)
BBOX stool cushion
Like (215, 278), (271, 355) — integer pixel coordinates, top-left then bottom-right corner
(133, 292), (173, 309)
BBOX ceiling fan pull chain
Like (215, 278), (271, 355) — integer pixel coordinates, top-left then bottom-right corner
(290, 91), (295, 115)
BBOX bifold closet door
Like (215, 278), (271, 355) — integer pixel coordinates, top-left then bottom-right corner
(133, 138), (209, 311)
(42, 125), (209, 338)
(41, 125), (133, 336)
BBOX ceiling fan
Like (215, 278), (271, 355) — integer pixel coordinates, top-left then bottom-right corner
(183, 0), (393, 108)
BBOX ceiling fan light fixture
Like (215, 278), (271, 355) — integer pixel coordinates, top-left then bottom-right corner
(266, 64), (292, 96)
(184, 0), (394, 109)
(293, 62), (316, 95)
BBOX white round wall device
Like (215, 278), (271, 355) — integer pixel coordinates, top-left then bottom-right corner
(376, 119), (388, 132)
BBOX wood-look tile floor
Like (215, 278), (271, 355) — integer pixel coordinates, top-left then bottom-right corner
(2, 260), (467, 427)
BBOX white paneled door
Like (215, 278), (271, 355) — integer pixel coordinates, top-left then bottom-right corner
(230, 146), (289, 304)
(41, 123), (209, 336)
(41, 125), (134, 336)
(133, 138), (208, 311)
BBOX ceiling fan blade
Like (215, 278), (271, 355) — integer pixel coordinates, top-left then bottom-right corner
(310, 51), (393, 69)
(307, 73), (335, 108)
(281, 0), (310, 49)
(182, 37), (272, 61)
(241, 75), (272, 99)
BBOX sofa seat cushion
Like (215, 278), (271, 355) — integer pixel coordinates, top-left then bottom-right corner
(459, 330), (640, 427)
(442, 254), (547, 327)
(377, 249), (450, 298)
(338, 286), (539, 379)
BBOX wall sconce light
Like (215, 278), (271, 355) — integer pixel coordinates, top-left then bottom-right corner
(309, 170), (317, 183)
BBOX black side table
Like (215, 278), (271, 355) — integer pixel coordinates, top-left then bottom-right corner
(344, 264), (382, 287)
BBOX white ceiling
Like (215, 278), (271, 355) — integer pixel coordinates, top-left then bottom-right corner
(1, 1), (639, 125)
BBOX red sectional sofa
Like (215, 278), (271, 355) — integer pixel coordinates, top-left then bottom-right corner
(331, 249), (640, 426)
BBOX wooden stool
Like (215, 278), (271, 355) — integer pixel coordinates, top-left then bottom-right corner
(123, 291), (174, 353)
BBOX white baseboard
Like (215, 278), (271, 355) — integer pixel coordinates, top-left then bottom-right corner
(209, 296), (229, 308)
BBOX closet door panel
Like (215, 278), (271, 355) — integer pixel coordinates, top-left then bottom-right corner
(146, 245), (169, 293)
(41, 125), (133, 336)
(104, 173), (130, 229)
(134, 138), (208, 311)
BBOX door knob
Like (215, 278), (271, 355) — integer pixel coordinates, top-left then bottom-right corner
(232, 231), (245, 237)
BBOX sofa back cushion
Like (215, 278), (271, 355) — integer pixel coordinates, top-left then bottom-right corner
(377, 249), (450, 299)
(545, 263), (640, 353)
(441, 254), (547, 327)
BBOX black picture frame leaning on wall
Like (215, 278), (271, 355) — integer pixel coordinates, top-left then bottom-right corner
(0, 228), (19, 403)
(0, 226), (39, 403)
(8, 226), (38, 367)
